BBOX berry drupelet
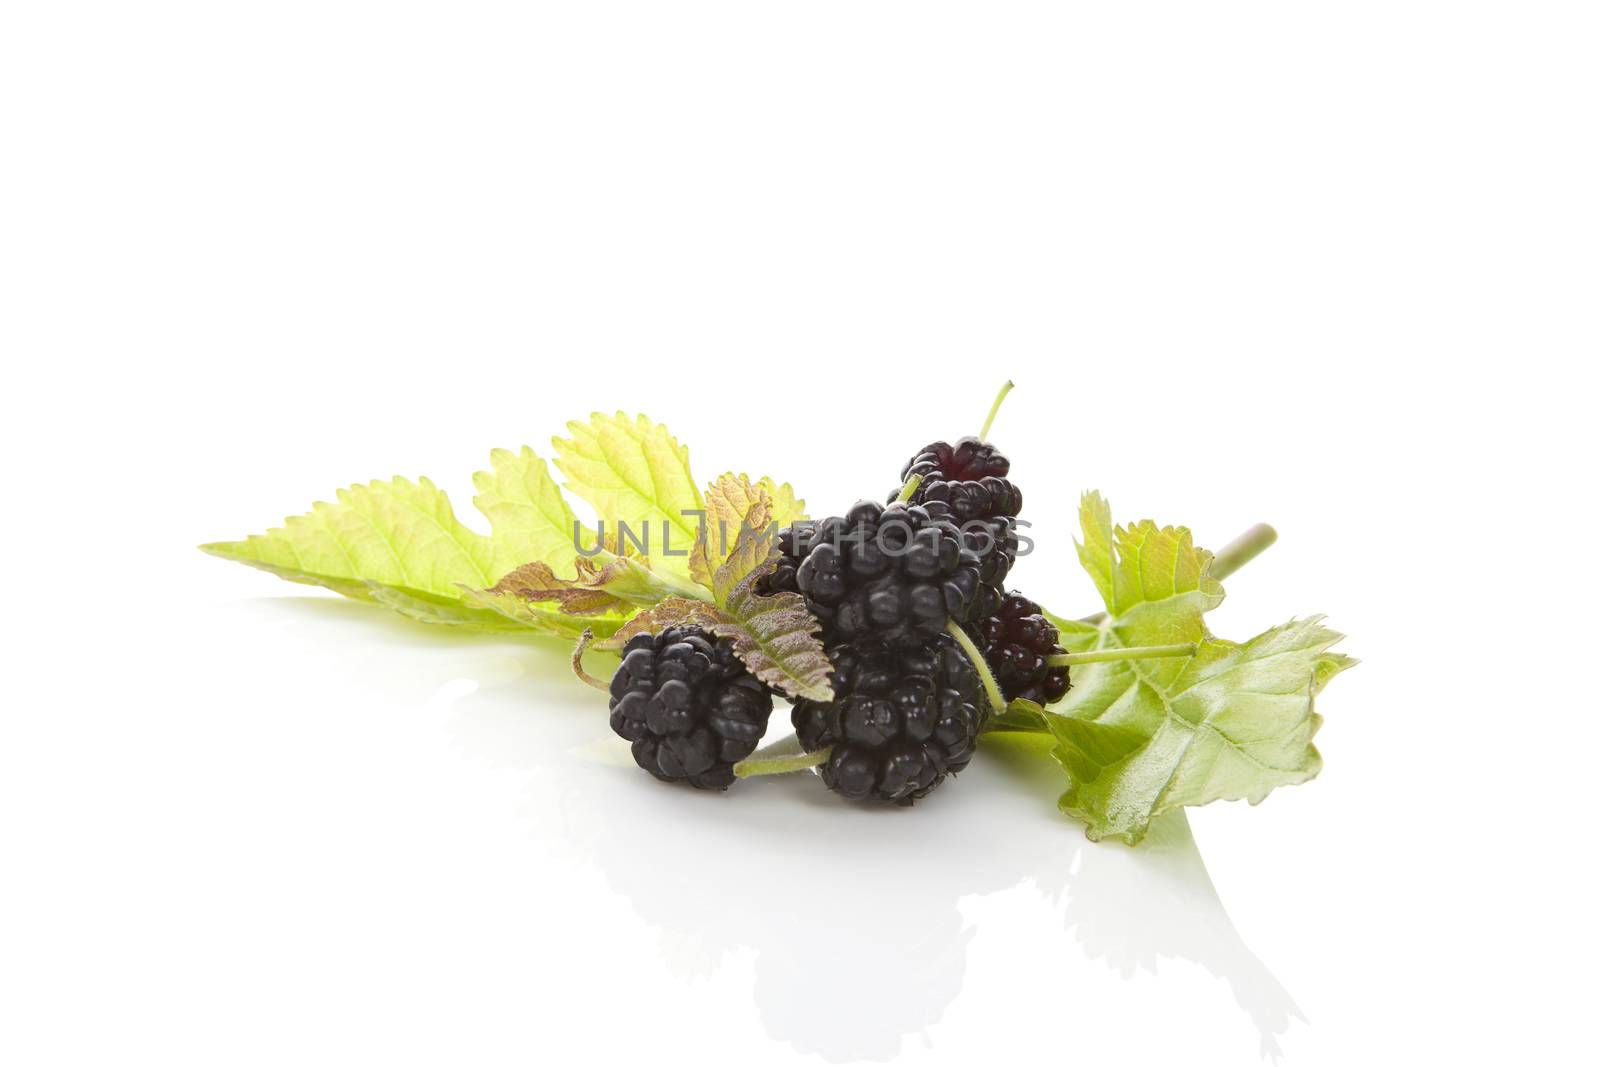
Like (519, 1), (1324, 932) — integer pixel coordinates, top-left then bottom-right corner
(608, 626), (775, 789)
(794, 500), (984, 648)
(791, 634), (988, 805)
(977, 593), (1070, 706)
(755, 524), (805, 597)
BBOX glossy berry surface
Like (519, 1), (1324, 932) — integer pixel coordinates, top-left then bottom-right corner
(791, 634), (987, 805)
(795, 500), (984, 648)
(919, 499), (1016, 623)
(977, 593), (1070, 706)
(898, 437), (1023, 522)
(608, 626), (774, 789)
(761, 507), (1011, 624)
(755, 524), (805, 597)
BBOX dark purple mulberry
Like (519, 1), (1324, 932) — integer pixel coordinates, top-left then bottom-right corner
(791, 634), (987, 805)
(608, 626), (775, 789)
(795, 501), (984, 648)
(977, 593), (1070, 706)
(898, 437), (1023, 522)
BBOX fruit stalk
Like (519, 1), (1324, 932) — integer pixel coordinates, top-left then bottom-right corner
(734, 738), (832, 778)
(945, 619), (1006, 716)
(1047, 643), (1197, 667)
(570, 629), (610, 692)
(979, 379), (1015, 441)
(895, 472), (924, 505)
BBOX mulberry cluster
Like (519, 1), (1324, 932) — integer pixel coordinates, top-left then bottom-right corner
(608, 407), (1062, 806)
(608, 626), (774, 790)
(755, 441), (1021, 804)
(790, 635), (985, 805)
(895, 441), (1067, 705)
(977, 593), (1070, 706)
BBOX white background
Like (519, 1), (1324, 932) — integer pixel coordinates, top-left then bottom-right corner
(3, 3), (1597, 1064)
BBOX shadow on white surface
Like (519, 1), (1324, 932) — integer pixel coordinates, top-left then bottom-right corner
(253, 596), (1302, 1061)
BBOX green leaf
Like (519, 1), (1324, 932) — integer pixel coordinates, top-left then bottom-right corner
(202, 447), (591, 633)
(714, 562), (832, 701)
(457, 441), (819, 659)
(364, 582), (541, 632)
(686, 472), (807, 599)
(755, 476), (807, 531)
(1020, 493), (1353, 844)
(1076, 490), (1223, 626)
(552, 413), (703, 575)
(470, 554), (696, 618)
(711, 510), (778, 605)
(597, 473), (830, 698)
(689, 473), (766, 592)
(597, 597), (716, 650)
(461, 582), (630, 640)
(1051, 617), (1352, 844)
(204, 476), (503, 598)
(472, 446), (585, 580)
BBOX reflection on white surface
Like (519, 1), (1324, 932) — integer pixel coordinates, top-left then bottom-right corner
(1055, 807), (1302, 1060)
(432, 625), (1300, 1061)
(245, 598), (1300, 1061)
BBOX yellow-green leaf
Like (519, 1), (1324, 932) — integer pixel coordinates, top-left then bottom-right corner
(1075, 490), (1222, 620)
(1020, 493), (1354, 844)
(687, 473), (804, 596)
(472, 446), (585, 580)
(202, 447), (589, 636)
(203, 476), (502, 598)
(551, 413), (703, 575)
(1050, 617), (1353, 844)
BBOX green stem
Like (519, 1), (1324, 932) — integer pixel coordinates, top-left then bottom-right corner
(979, 380), (1015, 441)
(945, 620), (1005, 716)
(1210, 523), (1278, 581)
(1048, 643), (1197, 667)
(895, 473), (925, 505)
(591, 548), (713, 604)
(641, 557), (717, 603)
(734, 744), (831, 778)
(571, 629), (610, 692)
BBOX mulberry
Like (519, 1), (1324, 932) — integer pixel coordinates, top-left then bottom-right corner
(791, 634), (988, 804)
(898, 437), (1022, 522)
(608, 627), (774, 789)
(977, 593), (1070, 706)
(795, 500), (984, 648)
